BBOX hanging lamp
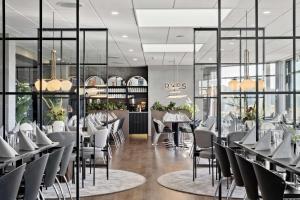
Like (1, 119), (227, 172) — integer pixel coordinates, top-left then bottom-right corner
(167, 59), (187, 99)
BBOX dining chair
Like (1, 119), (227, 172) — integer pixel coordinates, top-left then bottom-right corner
(226, 131), (247, 147)
(52, 121), (65, 132)
(23, 154), (49, 200)
(252, 162), (300, 200)
(117, 117), (125, 143)
(43, 147), (65, 199)
(193, 129), (216, 185)
(225, 147), (244, 199)
(235, 154), (259, 200)
(82, 127), (109, 185)
(111, 119), (120, 149)
(213, 142), (232, 199)
(152, 118), (174, 147)
(0, 164), (26, 200)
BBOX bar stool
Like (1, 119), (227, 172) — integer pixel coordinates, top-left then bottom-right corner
(214, 142), (232, 199)
(225, 147), (244, 199)
(0, 164), (26, 200)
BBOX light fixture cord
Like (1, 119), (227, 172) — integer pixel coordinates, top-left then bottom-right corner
(51, 12), (56, 79)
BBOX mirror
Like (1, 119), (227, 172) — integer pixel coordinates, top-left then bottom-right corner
(127, 76), (147, 86)
(107, 76), (125, 86)
(85, 76), (105, 86)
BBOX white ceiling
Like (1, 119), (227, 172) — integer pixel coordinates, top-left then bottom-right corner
(3, 0), (300, 67)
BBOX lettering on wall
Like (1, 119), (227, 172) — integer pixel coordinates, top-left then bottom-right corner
(164, 82), (187, 90)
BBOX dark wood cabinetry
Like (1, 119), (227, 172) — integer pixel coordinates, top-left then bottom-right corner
(129, 112), (148, 134)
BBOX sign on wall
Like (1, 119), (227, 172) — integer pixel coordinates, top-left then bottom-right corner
(164, 82), (187, 90)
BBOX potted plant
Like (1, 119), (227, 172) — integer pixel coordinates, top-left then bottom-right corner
(16, 82), (32, 123)
(43, 97), (66, 123)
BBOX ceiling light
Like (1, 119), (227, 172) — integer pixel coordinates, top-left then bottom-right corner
(236, 34), (240, 37)
(56, 1), (83, 8)
(229, 42), (234, 45)
(176, 35), (184, 38)
(221, 48), (225, 51)
(263, 10), (271, 15)
(135, 9), (231, 27)
(142, 44), (203, 53)
(111, 11), (119, 15)
(129, 49), (134, 52)
(208, 57), (213, 61)
(122, 35), (128, 38)
(133, 58), (138, 61)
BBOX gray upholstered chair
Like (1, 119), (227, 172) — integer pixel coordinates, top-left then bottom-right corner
(23, 154), (49, 200)
(0, 164), (26, 200)
(193, 129), (216, 185)
(43, 147), (65, 199)
(152, 119), (174, 147)
(226, 131), (247, 147)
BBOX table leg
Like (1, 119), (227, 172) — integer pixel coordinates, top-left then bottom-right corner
(172, 123), (179, 147)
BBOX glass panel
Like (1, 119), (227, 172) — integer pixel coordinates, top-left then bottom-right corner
(6, 0), (39, 37)
(195, 30), (216, 64)
(195, 98), (217, 127)
(195, 64), (217, 97)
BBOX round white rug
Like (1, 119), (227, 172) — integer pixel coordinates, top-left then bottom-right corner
(43, 168), (146, 199)
(157, 169), (245, 199)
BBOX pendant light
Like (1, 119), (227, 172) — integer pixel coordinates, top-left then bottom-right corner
(167, 58), (187, 99)
(35, 12), (72, 92)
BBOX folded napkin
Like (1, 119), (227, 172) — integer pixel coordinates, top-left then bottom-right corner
(290, 154), (300, 166)
(36, 126), (52, 145)
(255, 130), (272, 151)
(241, 126), (256, 145)
(0, 136), (18, 157)
(272, 134), (292, 159)
(19, 131), (38, 151)
(295, 157), (300, 168)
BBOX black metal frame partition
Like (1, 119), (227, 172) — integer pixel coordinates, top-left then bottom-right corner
(0, 0), (108, 199)
(193, 0), (300, 199)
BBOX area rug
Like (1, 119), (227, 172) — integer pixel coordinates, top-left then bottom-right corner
(157, 169), (245, 199)
(43, 168), (146, 199)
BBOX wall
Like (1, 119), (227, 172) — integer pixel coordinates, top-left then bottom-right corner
(148, 65), (193, 134)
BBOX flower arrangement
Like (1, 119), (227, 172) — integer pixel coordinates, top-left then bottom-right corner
(242, 105), (256, 123)
(43, 97), (66, 122)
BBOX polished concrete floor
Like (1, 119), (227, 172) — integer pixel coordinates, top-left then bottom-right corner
(82, 134), (214, 200)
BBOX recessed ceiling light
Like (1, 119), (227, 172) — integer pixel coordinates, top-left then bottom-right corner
(221, 48), (225, 51)
(229, 42), (234, 45)
(263, 10), (271, 15)
(236, 34), (240, 37)
(135, 9), (232, 27)
(122, 35), (128, 38)
(129, 49), (134, 52)
(111, 11), (119, 15)
(133, 58), (138, 61)
(142, 44), (203, 53)
(208, 57), (213, 61)
(176, 35), (184, 38)
(56, 1), (83, 8)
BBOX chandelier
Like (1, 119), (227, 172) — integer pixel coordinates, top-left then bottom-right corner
(35, 13), (72, 92)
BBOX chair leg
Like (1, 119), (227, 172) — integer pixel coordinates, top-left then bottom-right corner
(226, 180), (236, 200)
(214, 177), (226, 200)
(208, 159), (211, 174)
(63, 176), (73, 200)
(211, 159), (214, 186)
(39, 189), (45, 200)
(53, 184), (61, 200)
(72, 161), (75, 184)
(55, 177), (65, 200)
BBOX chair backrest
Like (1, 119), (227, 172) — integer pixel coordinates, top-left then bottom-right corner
(47, 132), (76, 147)
(59, 142), (75, 176)
(225, 147), (244, 187)
(204, 116), (216, 130)
(118, 118), (125, 131)
(214, 142), (231, 178)
(93, 128), (109, 148)
(20, 123), (33, 133)
(52, 121), (65, 132)
(0, 164), (26, 200)
(24, 154), (49, 200)
(153, 119), (160, 134)
(235, 154), (259, 200)
(194, 129), (216, 149)
(112, 120), (120, 134)
(44, 147), (64, 187)
(226, 131), (247, 147)
(252, 162), (286, 200)
(87, 119), (98, 134)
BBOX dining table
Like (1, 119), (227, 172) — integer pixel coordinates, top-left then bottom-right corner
(164, 120), (191, 147)
(0, 142), (59, 170)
